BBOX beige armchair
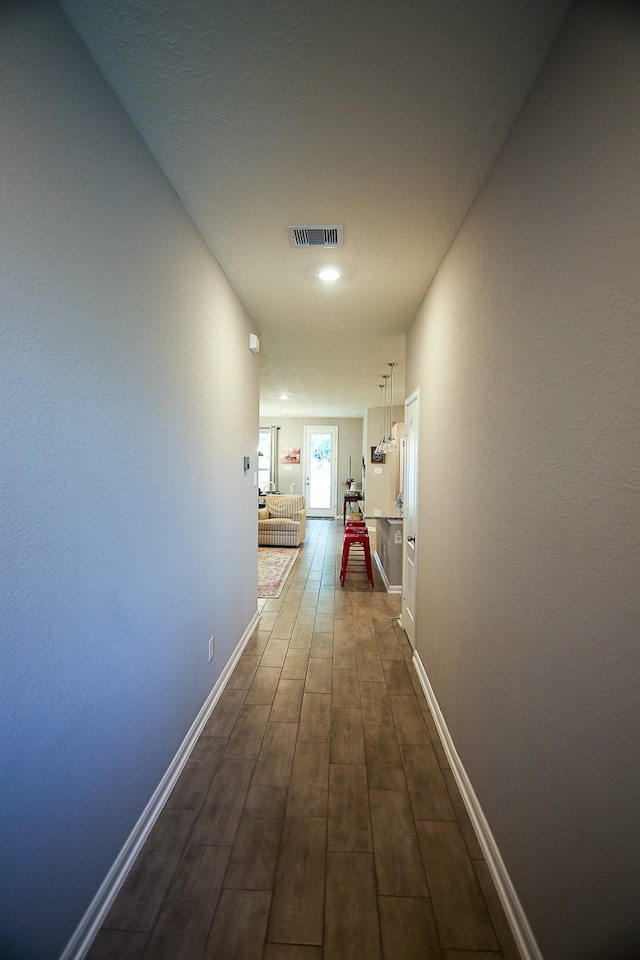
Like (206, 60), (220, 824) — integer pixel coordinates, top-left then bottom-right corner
(258, 494), (306, 547)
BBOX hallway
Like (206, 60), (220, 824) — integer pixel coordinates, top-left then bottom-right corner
(87, 519), (520, 960)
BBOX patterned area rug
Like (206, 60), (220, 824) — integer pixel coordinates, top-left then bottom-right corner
(258, 547), (300, 598)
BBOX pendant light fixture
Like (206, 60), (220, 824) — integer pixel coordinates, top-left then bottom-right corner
(386, 362), (398, 452)
(375, 380), (388, 456)
(375, 362), (398, 455)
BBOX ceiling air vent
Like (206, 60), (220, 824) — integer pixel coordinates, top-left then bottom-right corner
(287, 224), (343, 248)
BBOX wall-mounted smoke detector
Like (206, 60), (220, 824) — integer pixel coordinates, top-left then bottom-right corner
(287, 225), (343, 248)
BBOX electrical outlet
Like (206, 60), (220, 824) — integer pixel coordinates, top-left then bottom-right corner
(208, 636), (215, 662)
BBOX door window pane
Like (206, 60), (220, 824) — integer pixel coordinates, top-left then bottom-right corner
(309, 432), (332, 509)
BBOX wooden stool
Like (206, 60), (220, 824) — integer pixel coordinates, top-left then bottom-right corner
(340, 527), (374, 587)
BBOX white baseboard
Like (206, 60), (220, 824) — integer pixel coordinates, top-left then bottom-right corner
(61, 608), (261, 960)
(412, 651), (543, 960)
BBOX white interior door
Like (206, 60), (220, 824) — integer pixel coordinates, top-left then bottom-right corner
(303, 426), (338, 518)
(402, 391), (419, 647)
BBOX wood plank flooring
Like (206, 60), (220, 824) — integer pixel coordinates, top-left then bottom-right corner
(87, 519), (521, 960)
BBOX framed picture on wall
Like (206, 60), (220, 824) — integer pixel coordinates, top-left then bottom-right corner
(371, 447), (385, 464)
(281, 448), (300, 464)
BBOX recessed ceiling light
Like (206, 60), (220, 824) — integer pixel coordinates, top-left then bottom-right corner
(316, 267), (341, 282)
(279, 394), (290, 400)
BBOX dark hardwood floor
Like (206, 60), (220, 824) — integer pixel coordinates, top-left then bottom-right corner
(87, 519), (521, 960)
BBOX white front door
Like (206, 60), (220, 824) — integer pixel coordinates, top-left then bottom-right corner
(402, 391), (419, 647)
(303, 425), (338, 518)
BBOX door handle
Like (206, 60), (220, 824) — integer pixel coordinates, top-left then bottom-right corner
(407, 535), (415, 543)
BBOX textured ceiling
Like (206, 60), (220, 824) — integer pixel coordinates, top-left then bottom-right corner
(60, 0), (572, 417)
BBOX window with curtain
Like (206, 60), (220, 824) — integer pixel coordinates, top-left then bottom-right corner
(258, 428), (271, 493)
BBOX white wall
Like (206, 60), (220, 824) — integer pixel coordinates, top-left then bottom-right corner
(0, 4), (260, 958)
(406, 3), (640, 958)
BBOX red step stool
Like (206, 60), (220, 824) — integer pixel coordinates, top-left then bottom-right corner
(340, 525), (374, 587)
